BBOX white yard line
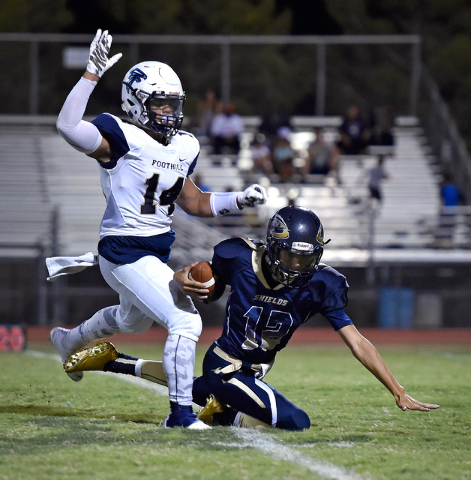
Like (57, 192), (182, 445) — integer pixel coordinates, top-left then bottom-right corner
(231, 429), (367, 480)
(27, 349), (369, 480)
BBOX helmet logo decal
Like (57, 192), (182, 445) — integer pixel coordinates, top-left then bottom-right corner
(292, 241), (314, 252)
(272, 214), (289, 239)
(126, 68), (147, 93)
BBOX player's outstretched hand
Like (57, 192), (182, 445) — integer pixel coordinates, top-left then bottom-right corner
(86, 29), (122, 78)
(237, 184), (267, 209)
(396, 391), (440, 412)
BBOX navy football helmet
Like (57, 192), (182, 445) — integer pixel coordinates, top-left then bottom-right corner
(266, 206), (330, 287)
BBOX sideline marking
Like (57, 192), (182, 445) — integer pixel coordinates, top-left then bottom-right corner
(27, 350), (368, 480)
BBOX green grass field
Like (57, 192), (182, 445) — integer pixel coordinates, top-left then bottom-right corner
(1, 342), (470, 480)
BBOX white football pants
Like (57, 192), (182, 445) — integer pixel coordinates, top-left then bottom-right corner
(100, 255), (202, 405)
(66, 255), (202, 406)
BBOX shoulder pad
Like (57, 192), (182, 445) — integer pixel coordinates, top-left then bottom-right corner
(177, 129), (197, 140)
(214, 236), (256, 259)
(240, 236), (261, 251)
(313, 263), (349, 286)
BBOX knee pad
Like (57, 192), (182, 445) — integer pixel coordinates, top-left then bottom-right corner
(115, 304), (153, 334)
(167, 312), (202, 342)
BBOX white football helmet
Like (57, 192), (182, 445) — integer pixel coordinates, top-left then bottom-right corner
(121, 61), (185, 140)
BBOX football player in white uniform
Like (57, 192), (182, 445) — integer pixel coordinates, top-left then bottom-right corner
(49, 29), (267, 430)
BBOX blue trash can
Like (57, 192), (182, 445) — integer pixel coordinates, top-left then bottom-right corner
(378, 287), (415, 329)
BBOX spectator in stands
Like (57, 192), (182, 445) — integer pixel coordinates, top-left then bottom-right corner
(369, 105), (395, 146)
(272, 134), (296, 183)
(250, 133), (273, 177)
(259, 103), (292, 150)
(196, 89), (222, 139)
(337, 104), (371, 155)
(440, 172), (463, 207)
(210, 103), (244, 155)
(302, 128), (340, 183)
(435, 172), (464, 247)
(367, 155), (390, 203)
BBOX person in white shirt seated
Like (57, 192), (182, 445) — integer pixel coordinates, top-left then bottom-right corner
(210, 103), (244, 155)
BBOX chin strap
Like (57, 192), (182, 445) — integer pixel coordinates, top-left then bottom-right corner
(143, 126), (170, 146)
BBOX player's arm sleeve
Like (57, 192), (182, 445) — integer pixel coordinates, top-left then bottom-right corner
(320, 272), (353, 330)
(56, 77), (103, 154)
(324, 308), (353, 331)
(211, 238), (243, 285)
(211, 245), (228, 285)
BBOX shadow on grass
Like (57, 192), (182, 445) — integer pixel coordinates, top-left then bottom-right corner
(0, 404), (162, 424)
(0, 405), (216, 455)
(0, 405), (373, 456)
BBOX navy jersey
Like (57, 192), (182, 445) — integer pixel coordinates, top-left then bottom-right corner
(212, 237), (352, 364)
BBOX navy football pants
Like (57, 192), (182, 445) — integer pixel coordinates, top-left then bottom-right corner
(192, 343), (310, 431)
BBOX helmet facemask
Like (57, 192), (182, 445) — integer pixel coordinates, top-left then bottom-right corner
(266, 241), (323, 288)
(146, 93), (185, 137)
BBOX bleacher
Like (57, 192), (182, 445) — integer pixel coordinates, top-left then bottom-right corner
(0, 126), (55, 257)
(42, 134), (105, 255)
(195, 116), (460, 252)
(1, 116), (470, 265)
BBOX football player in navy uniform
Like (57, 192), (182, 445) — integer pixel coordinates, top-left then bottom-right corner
(49, 29), (267, 430)
(63, 206), (439, 430)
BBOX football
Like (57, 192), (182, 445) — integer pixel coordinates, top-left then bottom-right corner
(188, 261), (215, 292)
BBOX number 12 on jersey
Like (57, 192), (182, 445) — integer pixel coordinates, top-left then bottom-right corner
(242, 306), (293, 352)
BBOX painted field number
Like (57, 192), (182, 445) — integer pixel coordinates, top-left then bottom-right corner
(0, 324), (26, 351)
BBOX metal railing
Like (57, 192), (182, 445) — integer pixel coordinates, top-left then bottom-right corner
(419, 66), (471, 202)
(0, 32), (421, 116)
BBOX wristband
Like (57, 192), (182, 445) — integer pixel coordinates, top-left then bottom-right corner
(210, 192), (241, 216)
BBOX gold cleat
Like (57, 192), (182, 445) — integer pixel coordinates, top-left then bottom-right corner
(64, 342), (118, 373)
(197, 394), (225, 425)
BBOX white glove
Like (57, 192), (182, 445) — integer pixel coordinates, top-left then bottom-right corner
(86, 29), (122, 78)
(253, 359), (275, 380)
(237, 184), (267, 209)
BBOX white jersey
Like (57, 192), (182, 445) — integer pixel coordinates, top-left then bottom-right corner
(91, 114), (200, 239)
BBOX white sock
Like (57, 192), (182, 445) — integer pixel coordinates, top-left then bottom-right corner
(135, 359), (144, 378)
(67, 306), (122, 352)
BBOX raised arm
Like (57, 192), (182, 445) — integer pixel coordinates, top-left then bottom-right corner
(338, 324), (440, 412)
(56, 29), (122, 163)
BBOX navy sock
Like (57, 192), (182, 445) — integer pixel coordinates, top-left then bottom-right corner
(170, 401), (193, 415)
(103, 358), (137, 376)
(213, 408), (238, 426)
